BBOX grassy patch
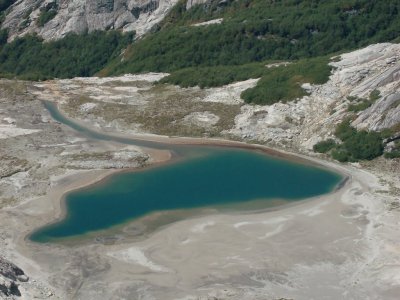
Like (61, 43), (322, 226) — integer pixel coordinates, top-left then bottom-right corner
(63, 84), (241, 138)
(241, 56), (331, 105)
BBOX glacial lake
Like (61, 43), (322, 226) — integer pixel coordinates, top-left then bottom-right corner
(30, 102), (342, 243)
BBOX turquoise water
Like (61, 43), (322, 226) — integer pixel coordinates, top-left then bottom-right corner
(30, 102), (341, 243)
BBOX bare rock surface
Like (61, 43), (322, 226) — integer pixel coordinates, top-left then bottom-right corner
(0, 257), (25, 298)
(2, 0), (179, 41)
(186, 0), (209, 10)
(227, 43), (400, 150)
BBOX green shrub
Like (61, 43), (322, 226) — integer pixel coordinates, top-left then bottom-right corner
(335, 119), (357, 141)
(331, 149), (351, 162)
(347, 100), (372, 112)
(316, 119), (385, 162)
(369, 89), (381, 101)
(37, 9), (57, 27)
(343, 130), (383, 160)
(313, 139), (337, 153)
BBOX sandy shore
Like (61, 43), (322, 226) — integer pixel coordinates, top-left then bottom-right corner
(3, 100), (398, 299)
(15, 149), (397, 299)
(22, 101), (348, 243)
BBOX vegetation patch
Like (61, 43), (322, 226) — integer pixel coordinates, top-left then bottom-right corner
(313, 119), (395, 162)
(1, 0), (400, 86)
(160, 63), (266, 88)
(160, 55), (331, 105)
(107, 0), (400, 76)
(0, 31), (134, 80)
(37, 9), (57, 27)
(347, 90), (380, 112)
(241, 56), (331, 105)
(313, 139), (337, 154)
(0, 28), (7, 47)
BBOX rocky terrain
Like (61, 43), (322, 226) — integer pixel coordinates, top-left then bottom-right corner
(30, 44), (400, 153)
(0, 80), (157, 299)
(0, 80), (150, 206)
(0, 43), (398, 299)
(227, 43), (400, 150)
(1, 0), (180, 41)
(0, 257), (28, 299)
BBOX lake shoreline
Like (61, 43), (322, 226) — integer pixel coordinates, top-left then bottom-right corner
(6, 94), (397, 299)
(26, 101), (347, 244)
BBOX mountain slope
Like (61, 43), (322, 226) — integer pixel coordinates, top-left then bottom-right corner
(0, 0), (399, 87)
(108, 0), (400, 75)
(1, 0), (178, 41)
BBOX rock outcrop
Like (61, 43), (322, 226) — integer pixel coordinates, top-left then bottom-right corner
(2, 0), (179, 41)
(227, 43), (400, 150)
(0, 257), (28, 298)
(186, 0), (208, 10)
(186, 0), (231, 10)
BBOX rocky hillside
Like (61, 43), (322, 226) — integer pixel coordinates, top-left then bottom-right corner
(227, 43), (400, 151)
(1, 0), (179, 40)
(1, 1), (399, 81)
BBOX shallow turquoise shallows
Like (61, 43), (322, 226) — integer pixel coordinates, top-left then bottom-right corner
(30, 147), (341, 243)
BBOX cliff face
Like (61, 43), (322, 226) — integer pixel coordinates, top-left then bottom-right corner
(2, 0), (179, 40)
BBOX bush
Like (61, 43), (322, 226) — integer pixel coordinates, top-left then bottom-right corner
(343, 130), (383, 160)
(314, 120), (385, 162)
(347, 99), (372, 112)
(37, 9), (57, 27)
(331, 149), (351, 162)
(369, 89), (381, 101)
(313, 139), (337, 153)
(335, 119), (357, 141)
